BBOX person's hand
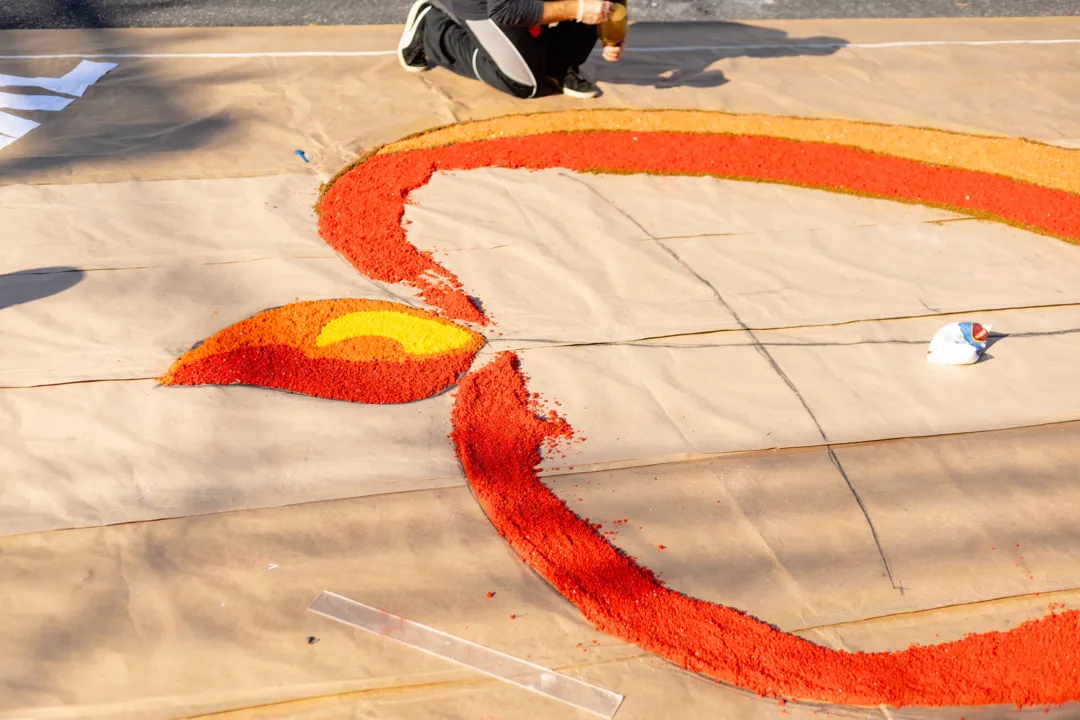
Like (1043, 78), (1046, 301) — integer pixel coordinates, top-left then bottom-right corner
(602, 43), (623, 62)
(578, 0), (613, 25)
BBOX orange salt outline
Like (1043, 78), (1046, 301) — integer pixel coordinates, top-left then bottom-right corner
(162, 298), (484, 382)
(373, 109), (1080, 196)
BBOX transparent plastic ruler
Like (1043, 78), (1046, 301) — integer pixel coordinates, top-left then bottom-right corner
(309, 591), (624, 718)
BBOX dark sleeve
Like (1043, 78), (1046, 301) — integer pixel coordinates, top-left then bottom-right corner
(487, 0), (545, 26)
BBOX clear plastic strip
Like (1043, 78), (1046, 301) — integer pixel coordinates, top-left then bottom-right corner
(308, 591), (624, 718)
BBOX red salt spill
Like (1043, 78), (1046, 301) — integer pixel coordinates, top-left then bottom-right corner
(450, 353), (1080, 708)
(320, 132), (1080, 325)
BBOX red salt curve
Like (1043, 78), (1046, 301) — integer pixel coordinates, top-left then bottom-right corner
(450, 353), (1080, 708)
(167, 345), (475, 404)
(318, 157), (487, 326)
(319, 132), (1080, 324)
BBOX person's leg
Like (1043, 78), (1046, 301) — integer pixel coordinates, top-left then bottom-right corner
(407, 2), (545, 99)
(463, 19), (545, 99)
(416, 7), (478, 79)
(537, 20), (601, 98)
(541, 20), (599, 80)
(397, 0), (436, 72)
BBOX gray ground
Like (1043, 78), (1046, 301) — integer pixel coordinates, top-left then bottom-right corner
(1, 0), (1076, 29)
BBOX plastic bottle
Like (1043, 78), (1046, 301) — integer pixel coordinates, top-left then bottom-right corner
(926, 321), (992, 365)
(598, 1), (628, 46)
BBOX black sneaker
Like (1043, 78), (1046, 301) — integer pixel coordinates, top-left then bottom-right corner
(398, 0), (434, 73)
(560, 67), (600, 99)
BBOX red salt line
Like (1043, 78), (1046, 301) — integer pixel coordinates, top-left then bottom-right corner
(319, 132), (1080, 324)
(451, 353), (1080, 708)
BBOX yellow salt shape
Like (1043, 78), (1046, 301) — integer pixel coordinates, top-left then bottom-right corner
(316, 311), (474, 356)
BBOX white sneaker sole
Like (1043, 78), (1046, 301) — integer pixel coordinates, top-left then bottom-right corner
(562, 85), (600, 99)
(398, 1), (433, 73)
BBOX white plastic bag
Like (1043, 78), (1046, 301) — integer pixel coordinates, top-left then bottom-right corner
(927, 321), (992, 365)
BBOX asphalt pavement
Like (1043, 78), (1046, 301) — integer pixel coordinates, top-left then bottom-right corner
(1, 0), (1076, 29)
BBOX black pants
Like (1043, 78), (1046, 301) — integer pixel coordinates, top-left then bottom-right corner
(422, 8), (597, 98)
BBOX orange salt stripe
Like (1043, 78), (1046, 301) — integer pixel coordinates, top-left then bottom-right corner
(376, 109), (1080, 195)
(162, 298), (484, 382)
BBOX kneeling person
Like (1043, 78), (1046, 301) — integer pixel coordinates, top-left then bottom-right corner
(397, 0), (625, 99)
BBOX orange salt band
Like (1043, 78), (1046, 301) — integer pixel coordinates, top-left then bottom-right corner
(162, 299), (483, 403)
(375, 109), (1080, 195)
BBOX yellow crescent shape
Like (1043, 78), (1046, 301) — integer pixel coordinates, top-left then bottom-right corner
(315, 310), (475, 356)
